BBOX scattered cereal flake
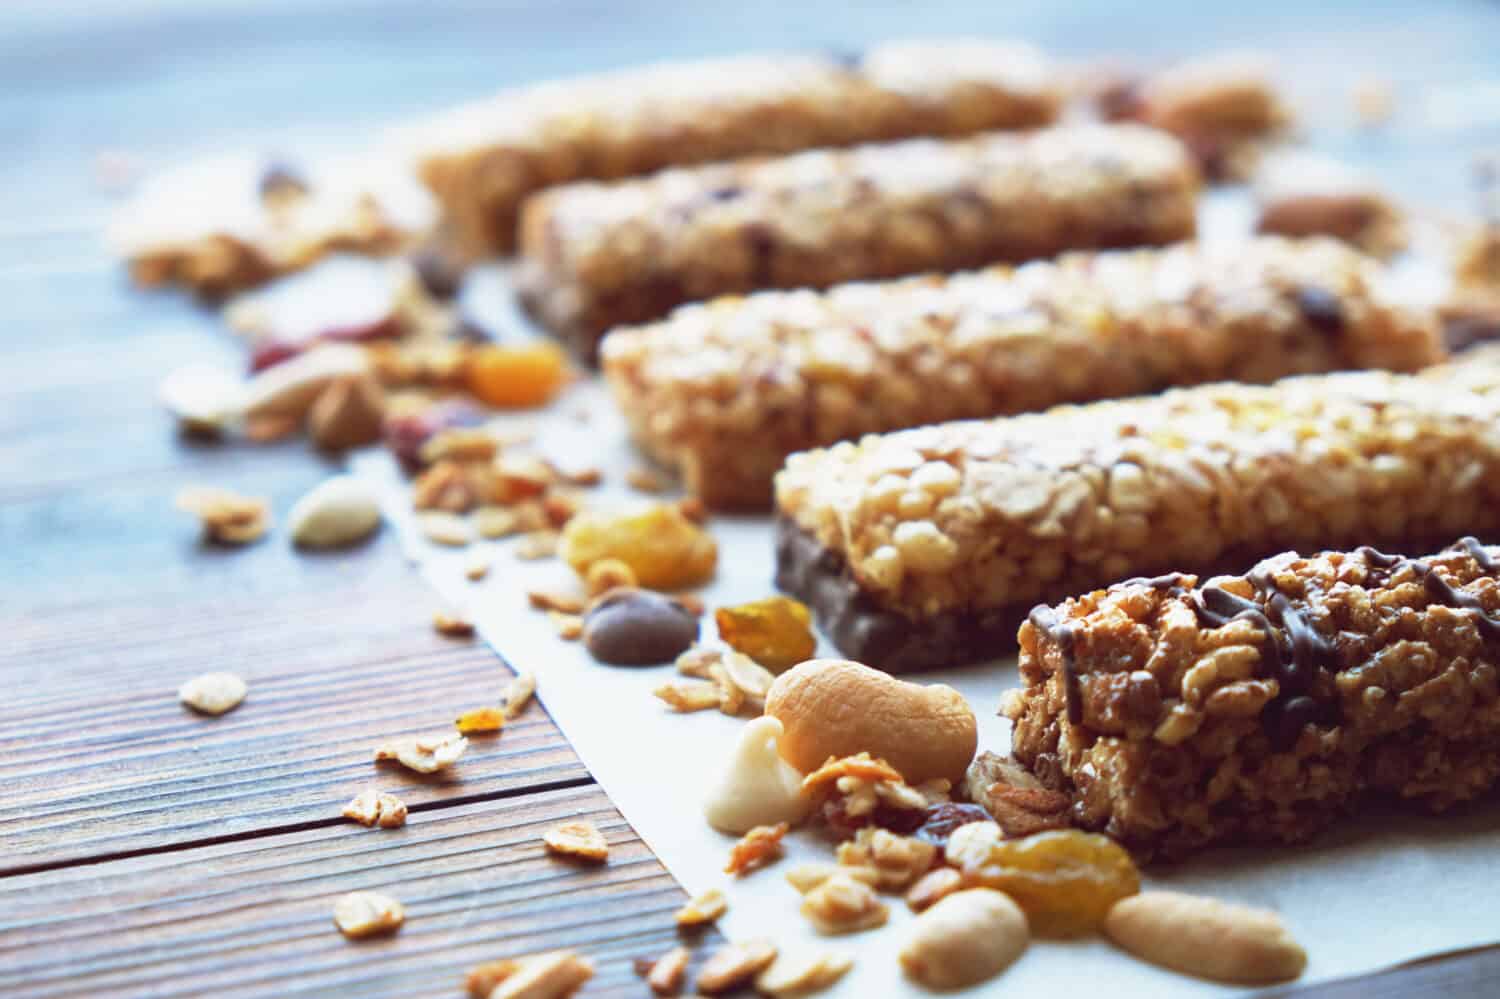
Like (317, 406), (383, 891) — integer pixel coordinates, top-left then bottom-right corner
(465, 958), (521, 998)
(333, 890), (404, 938)
(710, 662), (747, 716)
(484, 950), (594, 999)
(583, 557), (637, 597)
(464, 550), (492, 581)
(906, 867), (964, 912)
(528, 589), (585, 614)
(725, 822), (788, 877)
(643, 945), (690, 996)
(653, 680), (722, 713)
(835, 827), (938, 891)
(178, 671), (248, 716)
(674, 887), (728, 927)
(785, 862), (881, 895)
(175, 487), (271, 545)
(800, 872), (890, 934)
(543, 820), (609, 863)
(753, 947), (852, 996)
(342, 789), (408, 829)
(625, 466), (670, 494)
(374, 732), (468, 773)
(474, 505), (520, 539)
(433, 609), (476, 638)
(501, 671), (537, 719)
(456, 706), (506, 735)
(549, 611), (584, 640)
(696, 939), (777, 995)
(515, 529), (560, 560)
(720, 651), (776, 702)
(418, 510), (472, 547)
(675, 645), (722, 679)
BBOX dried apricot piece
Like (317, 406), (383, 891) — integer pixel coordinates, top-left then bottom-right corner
(714, 596), (816, 671)
(466, 342), (569, 408)
(560, 504), (716, 590)
(955, 829), (1140, 937)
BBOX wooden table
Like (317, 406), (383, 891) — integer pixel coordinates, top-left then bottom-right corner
(2, 2), (1497, 995)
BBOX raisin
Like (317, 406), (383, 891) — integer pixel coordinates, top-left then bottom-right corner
(956, 829), (1140, 937)
(714, 596), (816, 671)
(560, 504), (717, 590)
(248, 338), (304, 373)
(466, 342), (568, 408)
(913, 803), (994, 852)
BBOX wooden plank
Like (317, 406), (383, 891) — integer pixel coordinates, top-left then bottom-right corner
(0, 784), (705, 998)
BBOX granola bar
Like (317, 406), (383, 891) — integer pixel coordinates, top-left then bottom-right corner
(1254, 152), (1406, 257)
(1004, 538), (1500, 857)
(773, 349), (1500, 672)
(605, 236), (1442, 509)
(108, 156), (434, 298)
(404, 42), (1063, 256)
(519, 123), (1199, 360)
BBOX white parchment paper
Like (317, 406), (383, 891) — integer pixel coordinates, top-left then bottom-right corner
(352, 368), (1500, 998)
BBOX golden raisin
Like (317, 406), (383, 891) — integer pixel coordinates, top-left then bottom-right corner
(466, 342), (568, 408)
(956, 829), (1139, 937)
(714, 596), (816, 672)
(560, 504), (716, 590)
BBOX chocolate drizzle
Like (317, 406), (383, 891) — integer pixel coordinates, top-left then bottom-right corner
(1028, 605), (1082, 724)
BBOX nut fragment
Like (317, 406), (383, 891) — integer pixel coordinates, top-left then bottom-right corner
(543, 820), (609, 863)
(674, 887), (728, 927)
(696, 939), (777, 995)
(899, 888), (1029, 990)
(835, 827), (937, 891)
(418, 511), (472, 547)
(785, 862), (881, 895)
(501, 671), (537, 719)
(433, 609), (476, 638)
(752, 947), (852, 996)
(243, 343), (369, 422)
(800, 872), (889, 934)
(643, 945), (690, 996)
(456, 707), (505, 734)
(176, 486), (271, 545)
(178, 671), (248, 716)
(287, 475), (382, 549)
(374, 732), (468, 773)
(308, 373), (386, 451)
(704, 717), (812, 835)
(725, 822), (788, 877)
(1104, 891), (1308, 984)
(477, 950), (595, 999)
(342, 789), (408, 829)
(332, 890), (404, 938)
(964, 751), (1072, 837)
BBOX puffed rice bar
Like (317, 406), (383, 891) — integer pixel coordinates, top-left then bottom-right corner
(404, 42), (1063, 256)
(1002, 538), (1500, 857)
(519, 123), (1199, 360)
(604, 236), (1443, 510)
(774, 348), (1500, 672)
(108, 155), (434, 298)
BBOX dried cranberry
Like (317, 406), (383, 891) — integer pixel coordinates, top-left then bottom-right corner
(913, 803), (993, 850)
(248, 339), (304, 373)
(383, 399), (484, 473)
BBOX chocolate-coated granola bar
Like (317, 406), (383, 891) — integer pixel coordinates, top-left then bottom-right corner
(406, 42), (1063, 256)
(1002, 538), (1500, 857)
(519, 123), (1199, 360)
(774, 349), (1500, 671)
(604, 236), (1442, 510)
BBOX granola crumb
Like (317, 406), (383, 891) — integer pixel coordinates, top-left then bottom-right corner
(177, 671), (249, 716)
(433, 608), (476, 638)
(725, 822), (788, 877)
(800, 872), (890, 934)
(456, 706), (506, 735)
(528, 588), (586, 613)
(548, 611), (584, 640)
(626, 465), (671, 494)
(654, 680), (722, 713)
(753, 947), (853, 996)
(464, 551), (492, 581)
(418, 510), (473, 547)
(675, 887), (729, 928)
(501, 671), (537, 719)
(333, 890), (405, 938)
(642, 944), (690, 996)
(696, 939), (777, 994)
(906, 867), (964, 912)
(342, 789), (409, 829)
(583, 557), (638, 597)
(175, 487), (271, 546)
(374, 732), (468, 773)
(474, 505), (521, 539)
(543, 820), (609, 863)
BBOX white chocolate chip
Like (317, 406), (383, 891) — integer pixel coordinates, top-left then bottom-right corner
(703, 716), (811, 834)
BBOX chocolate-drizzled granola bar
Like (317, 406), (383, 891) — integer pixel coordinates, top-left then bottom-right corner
(519, 123), (1199, 360)
(406, 42), (1063, 256)
(773, 350), (1500, 671)
(1002, 539), (1500, 857)
(604, 237), (1442, 509)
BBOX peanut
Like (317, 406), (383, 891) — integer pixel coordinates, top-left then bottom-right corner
(899, 888), (1029, 990)
(765, 659), (977, 783)
(1103, 891), (1307, 984)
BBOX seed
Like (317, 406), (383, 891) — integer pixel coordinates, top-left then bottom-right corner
(178, 672), (248, 716)
(287, 475), (382, 548)
(582, 588), (699, 666)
